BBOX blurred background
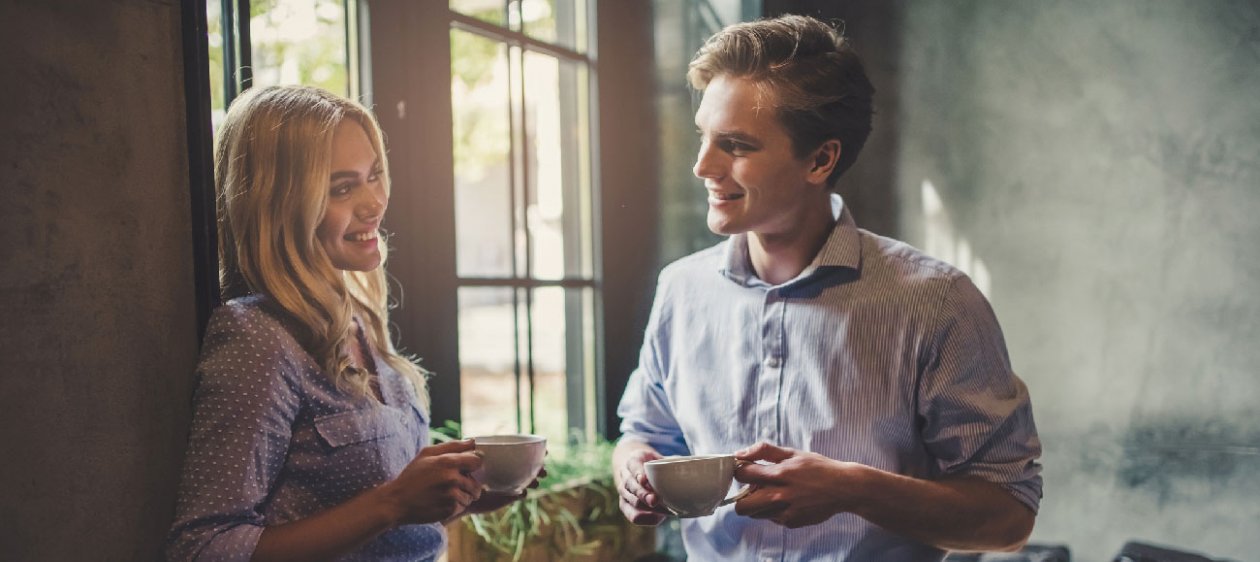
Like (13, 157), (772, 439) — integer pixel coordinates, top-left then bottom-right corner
(1, 0), (1257, 560)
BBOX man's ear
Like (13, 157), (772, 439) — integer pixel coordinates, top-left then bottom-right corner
(807, 139), (842, 185)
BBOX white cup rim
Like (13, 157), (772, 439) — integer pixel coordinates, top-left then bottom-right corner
(471, 434), (547, 446)
(645, 453), (734, 466)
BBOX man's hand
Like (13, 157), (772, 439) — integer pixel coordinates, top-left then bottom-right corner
(613, 441), (671, 526)
(733, 442), (863, 529)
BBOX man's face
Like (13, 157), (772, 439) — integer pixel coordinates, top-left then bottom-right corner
(693, 75), (820, 237)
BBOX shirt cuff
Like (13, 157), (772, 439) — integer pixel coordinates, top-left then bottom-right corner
(196, 523), (265, 562)
(1000, 480), (1042, 515)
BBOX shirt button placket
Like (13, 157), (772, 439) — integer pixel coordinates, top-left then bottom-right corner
(763, 292), (787, 562)
(757, 290), (782, 447)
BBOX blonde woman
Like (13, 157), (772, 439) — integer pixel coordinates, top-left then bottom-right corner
(166, 86), (529, 562)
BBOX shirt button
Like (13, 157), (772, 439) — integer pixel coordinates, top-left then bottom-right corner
(765, 356), (780, 368)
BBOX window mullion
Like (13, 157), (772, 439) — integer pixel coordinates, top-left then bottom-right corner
(235, 0), (253, 93)
(517, 43), (538, 436)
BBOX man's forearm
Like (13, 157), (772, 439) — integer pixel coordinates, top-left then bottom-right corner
(844, 466), (1034, 552)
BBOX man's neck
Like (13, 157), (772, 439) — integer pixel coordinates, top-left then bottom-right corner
(747, 198), (836, 286)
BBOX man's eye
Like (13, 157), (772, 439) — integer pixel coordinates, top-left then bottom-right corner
(721, 140), (752, 155)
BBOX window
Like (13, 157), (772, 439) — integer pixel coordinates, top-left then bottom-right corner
(447, 1), (598, 447)
(205, 0), (360, 127)
(653, 0), (762, 267)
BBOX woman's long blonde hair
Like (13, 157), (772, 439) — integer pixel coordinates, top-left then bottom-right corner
(214, 85), (428, 407)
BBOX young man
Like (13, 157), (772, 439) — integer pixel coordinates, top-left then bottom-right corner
(613, 15), (1042, 561)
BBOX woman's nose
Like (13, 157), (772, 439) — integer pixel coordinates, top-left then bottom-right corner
(356, 191), (386, 222)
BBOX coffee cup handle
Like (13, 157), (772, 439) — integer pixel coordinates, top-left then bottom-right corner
(717, 484), (753, 507)
(717, 459), (754, 507)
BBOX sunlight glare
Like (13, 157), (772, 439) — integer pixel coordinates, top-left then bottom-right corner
(922, 179), (992, 297)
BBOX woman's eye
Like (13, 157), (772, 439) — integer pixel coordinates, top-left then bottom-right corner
(368, 169), (383, 183)
(331, 183), (352, 196)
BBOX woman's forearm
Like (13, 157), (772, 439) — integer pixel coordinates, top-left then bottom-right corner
(251, 483), (402, 562)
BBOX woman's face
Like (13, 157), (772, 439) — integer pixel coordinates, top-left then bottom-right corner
(316, 120), (387, 272)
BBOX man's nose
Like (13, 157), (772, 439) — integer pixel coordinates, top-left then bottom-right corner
(692, 141), (725, 180)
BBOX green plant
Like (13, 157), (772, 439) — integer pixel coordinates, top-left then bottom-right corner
(431, 422), (631, 561)
(464, 438), (625, 561)
(431, 419), (464, 443)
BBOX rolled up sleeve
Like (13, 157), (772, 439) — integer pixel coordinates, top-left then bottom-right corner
(616, 280), (690, 457)
(918, 275), (1043, 513)
(165, 304), (302, 561)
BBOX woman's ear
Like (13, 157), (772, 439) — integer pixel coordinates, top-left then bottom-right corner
(808, 139), (842, 185)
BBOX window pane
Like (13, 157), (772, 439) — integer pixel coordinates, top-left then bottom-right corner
(654, 0), (762, 266)
(458, 287), (522, 438)
(249, 0), (349, 96)
(458, 286), (592, 446)
(523, 51), (592, 279)
(530, 287), (568, 446)
(451, 0), (506, 27)
(452, 30), (514, 278)
(519, 0), (586, 52)
(207, 0), (227, 129)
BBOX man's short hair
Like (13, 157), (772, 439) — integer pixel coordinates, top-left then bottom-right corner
(687, 15), (875, 185)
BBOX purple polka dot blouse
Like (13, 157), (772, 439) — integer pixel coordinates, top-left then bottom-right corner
(165, 295), (442, 561)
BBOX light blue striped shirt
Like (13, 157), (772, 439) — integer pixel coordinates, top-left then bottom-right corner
(617, 195), (1042, 562)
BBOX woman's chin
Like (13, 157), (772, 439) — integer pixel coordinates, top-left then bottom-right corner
(331, 253), (382, 272)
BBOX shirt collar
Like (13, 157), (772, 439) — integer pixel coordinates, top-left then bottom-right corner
(720, 193), (862, 287)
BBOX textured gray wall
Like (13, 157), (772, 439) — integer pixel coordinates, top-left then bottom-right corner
(892, 1), (1260, 560)
(0, 1), (198, 559)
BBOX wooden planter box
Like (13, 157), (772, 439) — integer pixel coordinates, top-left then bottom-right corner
(442, 479), (656, 562)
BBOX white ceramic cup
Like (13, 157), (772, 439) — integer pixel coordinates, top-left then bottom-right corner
(471, 434), (547, 494)
(644, 454), (751, 518)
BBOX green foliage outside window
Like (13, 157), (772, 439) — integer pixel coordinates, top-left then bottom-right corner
(433, 422), (632, 561)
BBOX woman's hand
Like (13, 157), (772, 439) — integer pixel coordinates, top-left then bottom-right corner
(463, 465), (548, 515)
(379, 439), (485, 525)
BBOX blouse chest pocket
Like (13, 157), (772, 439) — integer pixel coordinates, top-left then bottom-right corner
(407, 403), (429, 429)
(313, 407), (402, 449)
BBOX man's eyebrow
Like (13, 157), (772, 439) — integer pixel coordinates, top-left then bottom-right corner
(711, 129), (761, 144)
